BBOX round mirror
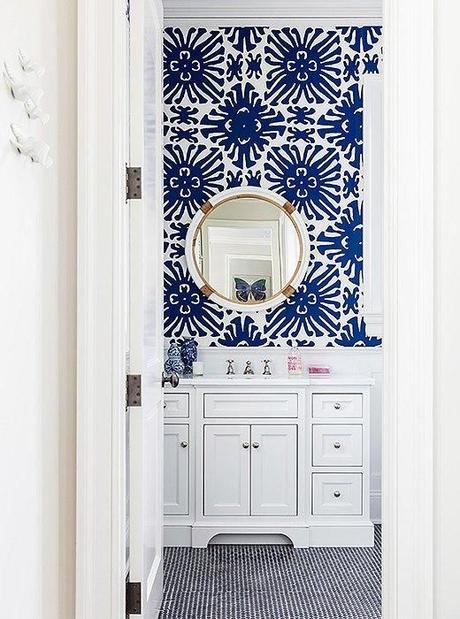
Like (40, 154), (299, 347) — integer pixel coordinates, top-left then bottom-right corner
(185, 187), (310, 312)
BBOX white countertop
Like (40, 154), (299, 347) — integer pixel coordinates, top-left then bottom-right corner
(177, 374), (375, 386)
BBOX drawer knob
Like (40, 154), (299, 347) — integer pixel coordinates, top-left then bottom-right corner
(252, 442), (260, 449)
(180, 441), (188, 448)
(333, 490), (341, 498)
(334, 441), (341, 449)
(242, 442), (250, 449)
(334, 402), (341, 410)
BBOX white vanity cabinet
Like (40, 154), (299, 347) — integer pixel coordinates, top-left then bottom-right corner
(308, 384), (373, 547)
(204, 424), (297, 517)
(164, 376), (374, 549)
(164, 424), (189, 515)
(250, 424), (297, 516)
(204, 424), (250, 516)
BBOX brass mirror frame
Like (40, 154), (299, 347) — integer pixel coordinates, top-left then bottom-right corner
(185, 187), (310, 313)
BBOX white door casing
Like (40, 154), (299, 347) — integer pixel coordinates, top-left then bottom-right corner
(77, 1), (436, 618)
(204, 425), (251, 516)
(127, 0), (164, 618)
(250, 425), (297, 516)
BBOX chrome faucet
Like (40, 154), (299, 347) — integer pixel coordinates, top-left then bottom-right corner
(262, 359), (271, 376)
(226, 359), (235, 375)
(243, 361), (254, 375)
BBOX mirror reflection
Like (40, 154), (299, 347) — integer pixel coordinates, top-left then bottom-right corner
(193, 196), (301, 304)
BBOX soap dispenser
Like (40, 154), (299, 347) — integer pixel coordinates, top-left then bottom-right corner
(287, 345), (302, 375)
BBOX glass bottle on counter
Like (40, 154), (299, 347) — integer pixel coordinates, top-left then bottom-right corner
(287, 345), (302, 375)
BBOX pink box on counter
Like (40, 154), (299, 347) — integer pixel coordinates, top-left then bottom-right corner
(308, 365), (331, 376)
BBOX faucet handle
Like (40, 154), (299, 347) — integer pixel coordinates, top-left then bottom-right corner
(226, 359), (235, 375)
(262, 359), (272, 376)
(243, 360), (255, 375)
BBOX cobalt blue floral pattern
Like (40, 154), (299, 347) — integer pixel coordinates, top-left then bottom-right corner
(335, 316), (381, 347)
(164, 260), (224, 338)
(317, 199), (363, 285)
(164, 28), (225, 104)
(218, 316), (268, 347)
(163, 25), (383, 348)
(318, 84), (363, 169)
(222, 27), (267, 53)
(265, 262), (341, 339)
(337, 27), (382, 54)
(265, 145), (341, 220)
(164, 144), (224, 220)
(343, 286), (360, 315)
(201, 83), (285, 169)
(265, 28), (342, 105)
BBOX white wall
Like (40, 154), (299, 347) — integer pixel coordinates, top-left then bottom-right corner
(434, 1), (460, 616)
(0, 2), (77, 619)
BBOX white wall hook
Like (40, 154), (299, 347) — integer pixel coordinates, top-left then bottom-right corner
(24, 97), (50, 125)
(3, 61), (44, 103)
(18, 48), (45, 77)
(10, 123), (53, 168)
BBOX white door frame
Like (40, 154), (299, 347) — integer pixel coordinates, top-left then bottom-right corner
(76, 0), (128, 617)
(382, 1), (434, 617)
(75, 1), (435, 618)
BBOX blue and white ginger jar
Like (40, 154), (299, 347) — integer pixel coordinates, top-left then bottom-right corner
(180, 337), (198, 375)
(164, 340), (185, 376)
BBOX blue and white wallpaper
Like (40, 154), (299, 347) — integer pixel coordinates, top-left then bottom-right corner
(163, 25), (383, 348)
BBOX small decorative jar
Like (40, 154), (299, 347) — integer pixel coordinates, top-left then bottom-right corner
(164, 340), (185, 376)
(180, 337), (198, 376)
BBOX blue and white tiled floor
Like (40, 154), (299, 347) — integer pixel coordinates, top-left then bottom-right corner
(161, 526), (381, 619)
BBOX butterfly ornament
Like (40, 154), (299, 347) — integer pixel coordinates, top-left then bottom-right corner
(234, 278), (267, 303)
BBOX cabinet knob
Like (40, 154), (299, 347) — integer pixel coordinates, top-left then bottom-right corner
(180, 441), (188, 448)
(334, 441), (341, 449)
(333, 490), (341, 498)
(242, 442), (250, 449)
(252, 442), (260, 449)
(334, 402), (341, 410)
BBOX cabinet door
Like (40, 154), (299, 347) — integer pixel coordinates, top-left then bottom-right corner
(204, 425), (250, 516)
(164, 424), (189, 515)
(251, 425), (297, 516)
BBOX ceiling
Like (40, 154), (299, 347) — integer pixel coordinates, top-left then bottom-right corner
(163, 0), (382, 20)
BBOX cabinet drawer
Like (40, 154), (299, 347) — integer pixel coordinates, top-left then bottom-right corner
(312, 425), (363, 466)
(164, 393), (189, 418)
(204, 393), (298, 418)
(312, 473), (362, 515)
(312, 393), (362, 418)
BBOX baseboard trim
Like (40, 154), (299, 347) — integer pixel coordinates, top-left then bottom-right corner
(164, 525), (192, 547)
(192, 526), (310, 548)
(370, 490), (382, 523)
(309, 523), (375, 547)
(164, 523), (375, 548)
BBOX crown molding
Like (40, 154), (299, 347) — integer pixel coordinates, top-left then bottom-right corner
(164, 0), (382, 20)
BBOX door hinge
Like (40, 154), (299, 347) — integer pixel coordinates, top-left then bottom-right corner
(126, 581), (141, 615)
(126, 374), (142, 407)
(126, 166), (142, 200)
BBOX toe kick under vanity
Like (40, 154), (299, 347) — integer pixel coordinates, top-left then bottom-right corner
(163, 375), (375, 549)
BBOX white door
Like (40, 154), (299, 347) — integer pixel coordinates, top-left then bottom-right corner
(127, 0), (164, 617)
(204, 425), (250, 516)
(251, 425), (297, 516)
(164, 424), (189, 515)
